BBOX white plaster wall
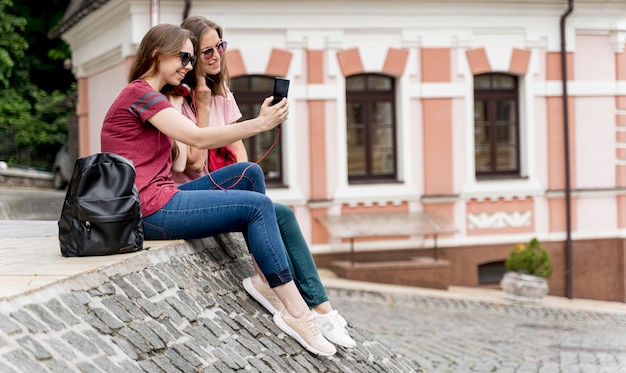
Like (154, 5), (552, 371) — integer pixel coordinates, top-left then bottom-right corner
(452, 97), (467, 194)
(572, 34), (617, 190)
(324, 100), (340, 200)
(575, 35), (616, 81)
(88, 64), (128, 154)
(576, 196), (617, 237)
(575, 97), (616, 189)
(533, 96), (549, 190)
(409, 97), (424, 197)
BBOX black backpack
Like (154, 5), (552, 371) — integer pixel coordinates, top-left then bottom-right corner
(58, 152), (144, 257)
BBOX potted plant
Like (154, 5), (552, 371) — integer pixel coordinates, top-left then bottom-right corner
(500, 238), (553, 303)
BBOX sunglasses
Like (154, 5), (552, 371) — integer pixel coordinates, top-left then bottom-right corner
(178, 51), (197, 67)
(201, 41), (228, 60)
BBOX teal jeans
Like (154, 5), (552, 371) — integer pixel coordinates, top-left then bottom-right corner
(274, 203), (329, 307)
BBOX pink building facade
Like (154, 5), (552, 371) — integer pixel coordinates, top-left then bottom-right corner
(56, 0), (626, 301)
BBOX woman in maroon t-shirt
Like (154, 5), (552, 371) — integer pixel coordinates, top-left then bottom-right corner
(100, 24), (336, 357)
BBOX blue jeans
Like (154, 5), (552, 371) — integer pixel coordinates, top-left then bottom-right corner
(274, 203), (329, 307)
(143, 162), (292, 287)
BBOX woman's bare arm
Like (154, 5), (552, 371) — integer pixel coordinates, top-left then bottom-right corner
(171, 141), (188, 172)
(150, 96), (287, 149)
(230, 140), (248, 162)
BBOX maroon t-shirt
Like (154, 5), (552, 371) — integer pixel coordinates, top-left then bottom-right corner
(101, 80), (179, 217)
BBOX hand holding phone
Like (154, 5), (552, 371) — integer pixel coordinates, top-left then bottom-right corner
(271, 77), (290, 106)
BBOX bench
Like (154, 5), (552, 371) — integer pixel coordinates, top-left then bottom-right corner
(316, 211), (457, 264)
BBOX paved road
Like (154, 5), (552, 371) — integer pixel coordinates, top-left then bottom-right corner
(327, 289), (626, 373)
(2, 186), (626, 372)
(0, 187), (65, 221)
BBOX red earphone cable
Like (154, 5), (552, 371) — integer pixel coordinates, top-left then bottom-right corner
(205, 126), (281, 190)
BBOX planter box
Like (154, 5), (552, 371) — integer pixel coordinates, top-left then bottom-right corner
(500, 271), (548, 303)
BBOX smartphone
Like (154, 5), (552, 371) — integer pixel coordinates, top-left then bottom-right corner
(271, 77), (290, 106)
(205, 74), (215, 90)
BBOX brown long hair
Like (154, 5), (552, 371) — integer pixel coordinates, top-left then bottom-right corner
(128, 24), (196, 83)
(180, 15), (230, 97)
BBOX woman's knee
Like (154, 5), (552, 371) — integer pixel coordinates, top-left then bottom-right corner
(239, 162), (265, 191)
(274, 202), (295, 222)
(245, 193), (276, 219)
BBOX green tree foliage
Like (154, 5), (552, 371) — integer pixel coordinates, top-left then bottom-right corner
(10, 0), (75, 93)
(0, 0), (75, 168)
(0, 0), (27, 88)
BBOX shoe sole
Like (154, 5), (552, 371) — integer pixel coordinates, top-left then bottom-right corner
(273, 312), (336, 356)
(242, 277), (279, 315)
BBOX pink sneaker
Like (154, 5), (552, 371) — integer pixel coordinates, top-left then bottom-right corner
(242, 275), (284, 315)
(273, 308), (337, 356)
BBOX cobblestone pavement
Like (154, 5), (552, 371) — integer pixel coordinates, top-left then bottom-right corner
(3, 186), (626, 372)
(327, 288), (626, 373)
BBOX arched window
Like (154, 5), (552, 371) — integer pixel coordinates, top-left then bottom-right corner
(474, 73), (520, 178)
(231, 75), (284, 187)
(345, 74), (397, 183)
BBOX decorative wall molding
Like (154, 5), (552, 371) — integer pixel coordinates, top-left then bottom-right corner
(468, 211), (532, 229)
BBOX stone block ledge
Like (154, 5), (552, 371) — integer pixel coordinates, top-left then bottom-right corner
(0, 233), (424, 372)
(329, 257), (451, 290)
(0, 167), (54, 189)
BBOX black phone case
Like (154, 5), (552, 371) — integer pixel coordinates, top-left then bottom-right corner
(271, 77), (290, 105)
(205, 74), (215, 90)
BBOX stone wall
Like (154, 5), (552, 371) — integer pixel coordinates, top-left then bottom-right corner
(0, 233), (423, 372)
(0, 168), (54, 189)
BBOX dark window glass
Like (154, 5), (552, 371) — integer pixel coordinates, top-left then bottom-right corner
(231, 75), (284, 187)
(346, 74), (397, 183)
(478, 260), (507, 285)
(473, 73), (520, 178)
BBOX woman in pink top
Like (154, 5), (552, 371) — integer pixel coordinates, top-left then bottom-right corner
(100, 24), (336, 356)
(169, 16), (356, 349)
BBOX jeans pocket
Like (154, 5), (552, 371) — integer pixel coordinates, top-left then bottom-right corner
(142, 220), (168, 240)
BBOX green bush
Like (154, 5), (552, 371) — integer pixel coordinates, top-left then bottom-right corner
(504, 238), (553, 278)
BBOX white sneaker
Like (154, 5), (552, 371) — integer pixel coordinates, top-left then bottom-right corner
(336, 312), (348, 328)
(313, 310), (357, 348)
(242, 275), (284, 315)
(274, 309), (337, 356)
